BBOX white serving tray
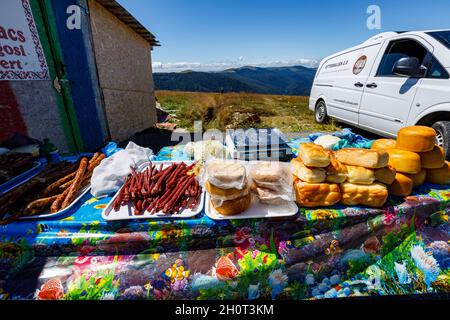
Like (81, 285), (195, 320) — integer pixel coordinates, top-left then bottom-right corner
(205, 193), (298, 220)
(102, 161), (205, 221)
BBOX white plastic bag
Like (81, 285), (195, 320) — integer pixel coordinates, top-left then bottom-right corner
(90, 142), (153, 198)
(184, 140), (226, 162)
(200, 159), (295, 206)
(248, 161), (294, 203)
(200, 159), (248, 191)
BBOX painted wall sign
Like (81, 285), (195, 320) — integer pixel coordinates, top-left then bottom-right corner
(0, 0), (49, 80)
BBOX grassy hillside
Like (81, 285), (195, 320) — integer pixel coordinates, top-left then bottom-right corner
(155, 90), (340, 133)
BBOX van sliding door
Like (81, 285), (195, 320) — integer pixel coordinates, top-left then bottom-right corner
(358, 36), (434, 136)
(318, 43), (382, 125)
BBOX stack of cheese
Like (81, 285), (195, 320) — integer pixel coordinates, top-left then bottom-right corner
(371, 126), (450, 196)
(205, 161), (251, 216)
(291, 143), (344, 207)
(334, 148), (390, 207)
(291, 143), (390, 208)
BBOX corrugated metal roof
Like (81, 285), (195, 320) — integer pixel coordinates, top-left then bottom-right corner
(95, 0), (160, 46)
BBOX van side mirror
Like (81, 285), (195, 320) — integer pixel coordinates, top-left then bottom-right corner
(393, 57), (426, 77)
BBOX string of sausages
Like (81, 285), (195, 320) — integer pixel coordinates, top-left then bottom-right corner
(112, 162), (202, 215)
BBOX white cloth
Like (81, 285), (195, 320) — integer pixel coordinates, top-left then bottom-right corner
(314, 135), (341, 150)
(90, 142), (153, 198)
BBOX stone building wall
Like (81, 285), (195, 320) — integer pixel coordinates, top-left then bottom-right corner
(88, 0), (157, 141)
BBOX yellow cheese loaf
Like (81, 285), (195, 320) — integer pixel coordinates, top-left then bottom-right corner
(386, 148), (421, 174)
(426, 161), (450, 184)
(291, 157), (326, 183)
(325, 159), (348, 183)
(371, 139), (397, 150)
(294, 181), (341, 207)
(388, 173), (413, 197)
(335, 148), (388, 169)
(420, 145), (445, 169)
(374, 165), (396, 185)
(339, 182), (388, 208)
(396, 126), (436, 152)
(406, 169), (426, 187)
(298, 143), (331, 167)
(346, 165), (375, 185)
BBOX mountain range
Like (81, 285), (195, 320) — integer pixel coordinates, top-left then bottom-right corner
(153, 65), (317, 96)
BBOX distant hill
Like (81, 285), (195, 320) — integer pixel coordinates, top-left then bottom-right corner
(154, 65), (317, 96)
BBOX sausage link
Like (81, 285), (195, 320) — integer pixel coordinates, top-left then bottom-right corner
(41, 171), (76, 196)
(61, 157), (88, 209)
(26, 194), (59, 211)
(51, 187), (71, 213)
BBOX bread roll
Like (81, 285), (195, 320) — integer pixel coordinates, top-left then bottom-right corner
(291, 157), (326, 183)
(420, 145), (445, 169)
(346, 165), (375, 184)
(386, 148), (421, 174)
(340, 182), (388, 208)
(326, 159), (347, 183)
(294, 181), (341, 207)
(314, 135), (341, 150)
(335, 148), (388, 168)
(371, 139), (397, 150)
(298, 143), (331, 167)
(374, 165), (396, 185)
(211, 193), (251, 215)
(396, 126), (436, 152)
(407, 169), (426, 187)
(388, 173), (413, 197)
(426, 161), (450, 184)
(206, 161), (247, 189)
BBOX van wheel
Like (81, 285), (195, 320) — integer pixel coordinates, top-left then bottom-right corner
(315, 100), (328, 123)
(432, 121), (450, 160)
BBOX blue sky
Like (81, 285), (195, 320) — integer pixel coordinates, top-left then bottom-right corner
(117, 0), (450, 72)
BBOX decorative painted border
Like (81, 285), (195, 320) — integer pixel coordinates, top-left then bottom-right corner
(0, 0), (49, 80)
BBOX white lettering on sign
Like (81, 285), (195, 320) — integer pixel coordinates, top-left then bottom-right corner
(366, 5), (382, 30)
(0, 0), (49, 80)
(66, 5), (81, 30)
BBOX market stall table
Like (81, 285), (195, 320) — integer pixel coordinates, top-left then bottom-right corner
(0, 146), (449, 300)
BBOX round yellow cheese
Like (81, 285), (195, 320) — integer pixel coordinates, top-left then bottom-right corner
(388, 172), (413, 197)
(396, 126), (436, 152)
(406, 169), (426, 187)
(371, 139), (397, 150)
(420, 145), (445, 169)
(386, 148), (421, 174)
(427, 161), (450, 185)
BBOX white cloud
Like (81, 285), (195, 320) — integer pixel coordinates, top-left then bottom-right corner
(152, 58), (321, 73)
(152, 61), (163, 69)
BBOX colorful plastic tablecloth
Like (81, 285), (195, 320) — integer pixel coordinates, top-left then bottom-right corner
(0, 146), (449, 300)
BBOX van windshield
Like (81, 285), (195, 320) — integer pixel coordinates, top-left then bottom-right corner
(427, 31), (450, 50)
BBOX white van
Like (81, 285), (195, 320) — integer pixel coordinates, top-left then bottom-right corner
(309, 30), (450, 158)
